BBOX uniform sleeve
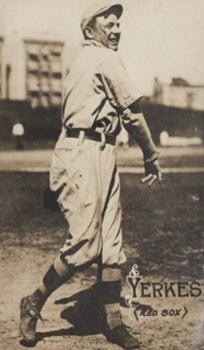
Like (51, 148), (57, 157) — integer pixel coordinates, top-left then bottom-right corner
(100, 51), (158, 163)
(100, 52), (142, 111)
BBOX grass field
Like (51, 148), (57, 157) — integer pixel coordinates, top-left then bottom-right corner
(1, 171), (204, 278)
(0, 145), (204, 171)
(0, 171), (204, 350)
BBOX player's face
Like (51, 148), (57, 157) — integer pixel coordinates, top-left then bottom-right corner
(92, 13), (121, 51)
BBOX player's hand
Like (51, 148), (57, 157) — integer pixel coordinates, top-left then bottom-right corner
(141, 159), (162, 187)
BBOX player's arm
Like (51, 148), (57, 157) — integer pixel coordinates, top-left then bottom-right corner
(122, 101), (162, 186)
(101, 53), (162, 186)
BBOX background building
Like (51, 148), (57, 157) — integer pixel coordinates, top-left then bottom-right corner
(24, 39), (64, 108)
(152, 78), (204, 112)
(0, 38), (2, 97)
(0, 0), (203, 142)
(0, 30), (65, 108)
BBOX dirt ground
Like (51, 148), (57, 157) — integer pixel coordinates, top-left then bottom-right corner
(0, 244), (204, 350)
(0, 166), (204, 349)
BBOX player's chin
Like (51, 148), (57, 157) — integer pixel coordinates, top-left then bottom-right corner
(108, 41), (119, 51)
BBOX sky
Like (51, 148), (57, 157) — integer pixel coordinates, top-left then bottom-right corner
(0, 0), (204, 94)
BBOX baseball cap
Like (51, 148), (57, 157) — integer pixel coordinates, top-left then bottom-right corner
(81, 1), (123, 32)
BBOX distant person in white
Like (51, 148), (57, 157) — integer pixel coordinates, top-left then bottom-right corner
(160, 130), (202, 147)
(12, 122), (25, 150)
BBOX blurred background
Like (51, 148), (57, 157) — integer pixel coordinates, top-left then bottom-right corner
(0, 0), (204, 147)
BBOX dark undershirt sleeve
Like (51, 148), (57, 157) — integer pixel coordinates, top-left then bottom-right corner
(122, 109), (158, 162)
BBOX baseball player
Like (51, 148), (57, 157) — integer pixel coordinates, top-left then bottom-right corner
(19, 2), (162, 349)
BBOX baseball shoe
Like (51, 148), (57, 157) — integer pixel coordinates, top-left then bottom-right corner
(19, 294), (45, 346)
(104, 323), (140, 349)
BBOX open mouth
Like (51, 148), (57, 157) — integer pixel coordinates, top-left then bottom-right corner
(109, 38), (119, 46)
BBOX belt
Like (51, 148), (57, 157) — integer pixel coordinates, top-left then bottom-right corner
(65, 129), (116, 146)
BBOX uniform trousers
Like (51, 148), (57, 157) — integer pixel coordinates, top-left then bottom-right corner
(50, 135), (126, 270)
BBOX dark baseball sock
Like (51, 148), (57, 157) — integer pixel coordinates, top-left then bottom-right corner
(33, 260), (71, 300)
(98, 267), (122, 330)
(31, 266), (62, 300)
(99, 280), (122, 329)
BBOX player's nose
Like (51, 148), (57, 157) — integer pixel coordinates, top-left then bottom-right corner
(111, 23), (120, 35)
(113, 26), (120, 35)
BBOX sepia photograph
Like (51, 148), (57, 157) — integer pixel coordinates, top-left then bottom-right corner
(0, 1), (204, 349)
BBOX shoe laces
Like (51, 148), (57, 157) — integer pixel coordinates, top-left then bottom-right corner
(23, 298), (43, 321)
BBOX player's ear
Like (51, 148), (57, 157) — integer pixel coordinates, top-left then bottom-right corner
(84, 26), (95, 40)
